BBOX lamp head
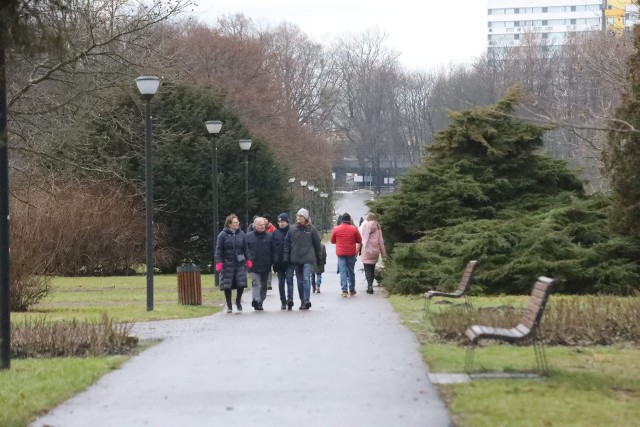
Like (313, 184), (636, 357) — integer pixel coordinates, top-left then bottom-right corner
(239, 139), (252, 151)
(300, 180), (307, 187)
(136, 76), (160, 101)
(205, 120), (223, 134)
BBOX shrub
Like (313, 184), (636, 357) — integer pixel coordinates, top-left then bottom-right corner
(429, 296), (640, 346)
(11, 314), (138, 358)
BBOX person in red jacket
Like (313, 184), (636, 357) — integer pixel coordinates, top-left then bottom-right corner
(330, 212), (362, 297)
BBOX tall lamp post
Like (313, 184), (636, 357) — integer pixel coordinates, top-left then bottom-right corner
(136, 75), (161, 312)
(239, 139), (252, 231)
(313, 187), (319, 220)
(288, 177), (295, 218)
(0, 46), (10, 369)
(206, 120), (223, 287)
(300, 180), (307, 208)
(307, 184), (315, 217)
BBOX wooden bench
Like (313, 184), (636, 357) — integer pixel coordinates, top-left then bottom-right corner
(422, 260), (478, 319)
(464, 276), (554, 375)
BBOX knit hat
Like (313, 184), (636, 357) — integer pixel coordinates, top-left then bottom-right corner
(342, 212), (351, 223)
(296, 208), (309, 220)
(277, 212), (289, 223)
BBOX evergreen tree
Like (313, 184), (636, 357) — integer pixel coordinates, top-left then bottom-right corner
(604, 26), (640, 238)
(77, 83), (291, 269)
(369, 88), (640, 295)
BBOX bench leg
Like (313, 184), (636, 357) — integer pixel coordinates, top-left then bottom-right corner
(423, 297), (431, 321)
(533, 338), (550, 375)
(464, 342), (476, 373)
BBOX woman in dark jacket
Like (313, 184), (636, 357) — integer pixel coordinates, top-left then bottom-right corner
(215, 213), (251, 313)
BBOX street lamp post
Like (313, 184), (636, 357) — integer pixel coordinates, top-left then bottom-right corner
(0, 46), (10, 369)
(307, 184), (314, 217)
(288, 177), (295, 218)
(300, 180), (307, 208)
(136, 76), (161, 312)
(239, 139), (252, 231)
(313, 187), (319, 220)
(206, 120), (223, 287)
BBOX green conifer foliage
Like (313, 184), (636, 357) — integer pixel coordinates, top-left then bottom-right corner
(604, 26), (640, 238)
(369, 88), (640, 294)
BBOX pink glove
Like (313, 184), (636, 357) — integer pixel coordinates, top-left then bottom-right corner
(246, 260), (253, 269)
(215, 262), (223, 272)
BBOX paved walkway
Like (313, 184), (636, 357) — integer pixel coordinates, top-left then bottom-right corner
(31, 219), (451, 427)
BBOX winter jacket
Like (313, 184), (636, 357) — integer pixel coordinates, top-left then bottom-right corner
(360, 220), (387, 265)
(215, 228), (249, 289)
(330, 223), (362, 257)
(314, 244), (327, 274)
(246, 230), (274, 273)
(272, 225), (289, 272)
(284, 221), (322, 265)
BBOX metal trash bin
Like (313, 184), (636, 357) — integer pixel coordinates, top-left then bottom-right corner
(177, 265), (202, 305)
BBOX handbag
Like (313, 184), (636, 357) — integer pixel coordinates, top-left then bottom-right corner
(231, 234), (246, 263)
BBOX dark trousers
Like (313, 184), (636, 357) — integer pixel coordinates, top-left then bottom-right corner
(364, 263), (376, 287)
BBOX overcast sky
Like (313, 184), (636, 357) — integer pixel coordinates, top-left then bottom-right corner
(190, 0), (488, 71)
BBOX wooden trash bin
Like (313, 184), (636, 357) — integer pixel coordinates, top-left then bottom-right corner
(177, 265), (202, 305)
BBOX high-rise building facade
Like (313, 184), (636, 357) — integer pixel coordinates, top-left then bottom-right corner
(487, 0), (637, 54)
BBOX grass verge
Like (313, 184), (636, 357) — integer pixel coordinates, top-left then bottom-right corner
(0, 356), (128, 427)
(388, 294), (640, 427)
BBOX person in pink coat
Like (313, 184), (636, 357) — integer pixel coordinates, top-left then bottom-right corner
(359, 213), (387, 294)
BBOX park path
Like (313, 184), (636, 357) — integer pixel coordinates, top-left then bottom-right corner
(30, 191), (451, 427)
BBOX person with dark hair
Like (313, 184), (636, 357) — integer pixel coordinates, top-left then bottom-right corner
(359, 212), (387, 294)
(330, 212), (362, 297)
(312, 230), (327, 293)
(284, 208), (322, 310)
(246, 217), (274, 310)
(272, 212), (293, 309)
(215, 213), (251, 313)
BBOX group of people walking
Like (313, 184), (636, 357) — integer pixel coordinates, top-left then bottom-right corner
(214, 208), (386, 313)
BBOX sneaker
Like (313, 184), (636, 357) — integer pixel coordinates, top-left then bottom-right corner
(316, 288), (321, 294)
(256, 302), (264, 311)
(226, 306), (232, 313)
(267, 285), (272, 290)
(305, 300), (312, 309)
(236, 302), (243, 312)
(312, 286), (316, 293)
(341, 291), (348, 298)
(281, 301), (287, 310)
(366, 287), (374, 294)
(287, 300), (294, 310)
(251, 300), (258, 310)
(349, 289), (357, 296)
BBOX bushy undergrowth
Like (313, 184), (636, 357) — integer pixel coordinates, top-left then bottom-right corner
(429, 296), (640, 346)
(11, 314), (138, 358)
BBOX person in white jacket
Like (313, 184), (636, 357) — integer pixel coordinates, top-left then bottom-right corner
(358, 213), (387, 294)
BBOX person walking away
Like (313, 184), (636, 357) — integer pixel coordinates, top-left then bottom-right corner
(272, 213), (294, 309)
(312, 231), (327, 293)
(215, 213), (251, 313)
(359, 213), (387, 294)
(284, 208), (322, 310)
(330, 212), (362, 297)
(246, 217), (274, 310)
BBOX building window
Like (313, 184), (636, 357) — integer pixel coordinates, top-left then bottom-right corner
(542, 7), (547, 13)
(542, 20), (548, 26)
(571, 19), (576, 25)
(571, 6), (576, 12)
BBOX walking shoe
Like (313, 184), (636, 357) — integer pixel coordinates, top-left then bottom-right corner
(287, 299), (294, 310)
(299, 301), (309, 310)
(251, 300), (258, 310)
(256, 302), (264, 311)
(226, 306), (232, 313)
(305, 300), (312, 309)
(268, 285), (272, 290)
(281, 301), (287, 310)
(312, 286), (316, 293)
(341, 291), (348, 298)
(366, 287), (374, 294)
(316, 288), (321, 294)
(236, 302), (243, 312)
(349, 289), (357, 296)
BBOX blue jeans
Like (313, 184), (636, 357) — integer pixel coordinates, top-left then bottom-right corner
(338, 256), (356, 292)
(289, 263), (312, 302)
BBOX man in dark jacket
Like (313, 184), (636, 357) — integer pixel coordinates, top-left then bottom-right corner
(272, 213), (293, 310)
(246, 217), (274, 310)
(284, 208), (322, 310)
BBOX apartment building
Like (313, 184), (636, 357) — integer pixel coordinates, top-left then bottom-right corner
(487, 0), (638, 54)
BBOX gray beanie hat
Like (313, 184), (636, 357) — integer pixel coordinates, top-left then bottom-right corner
(296, 208), (309, 220)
